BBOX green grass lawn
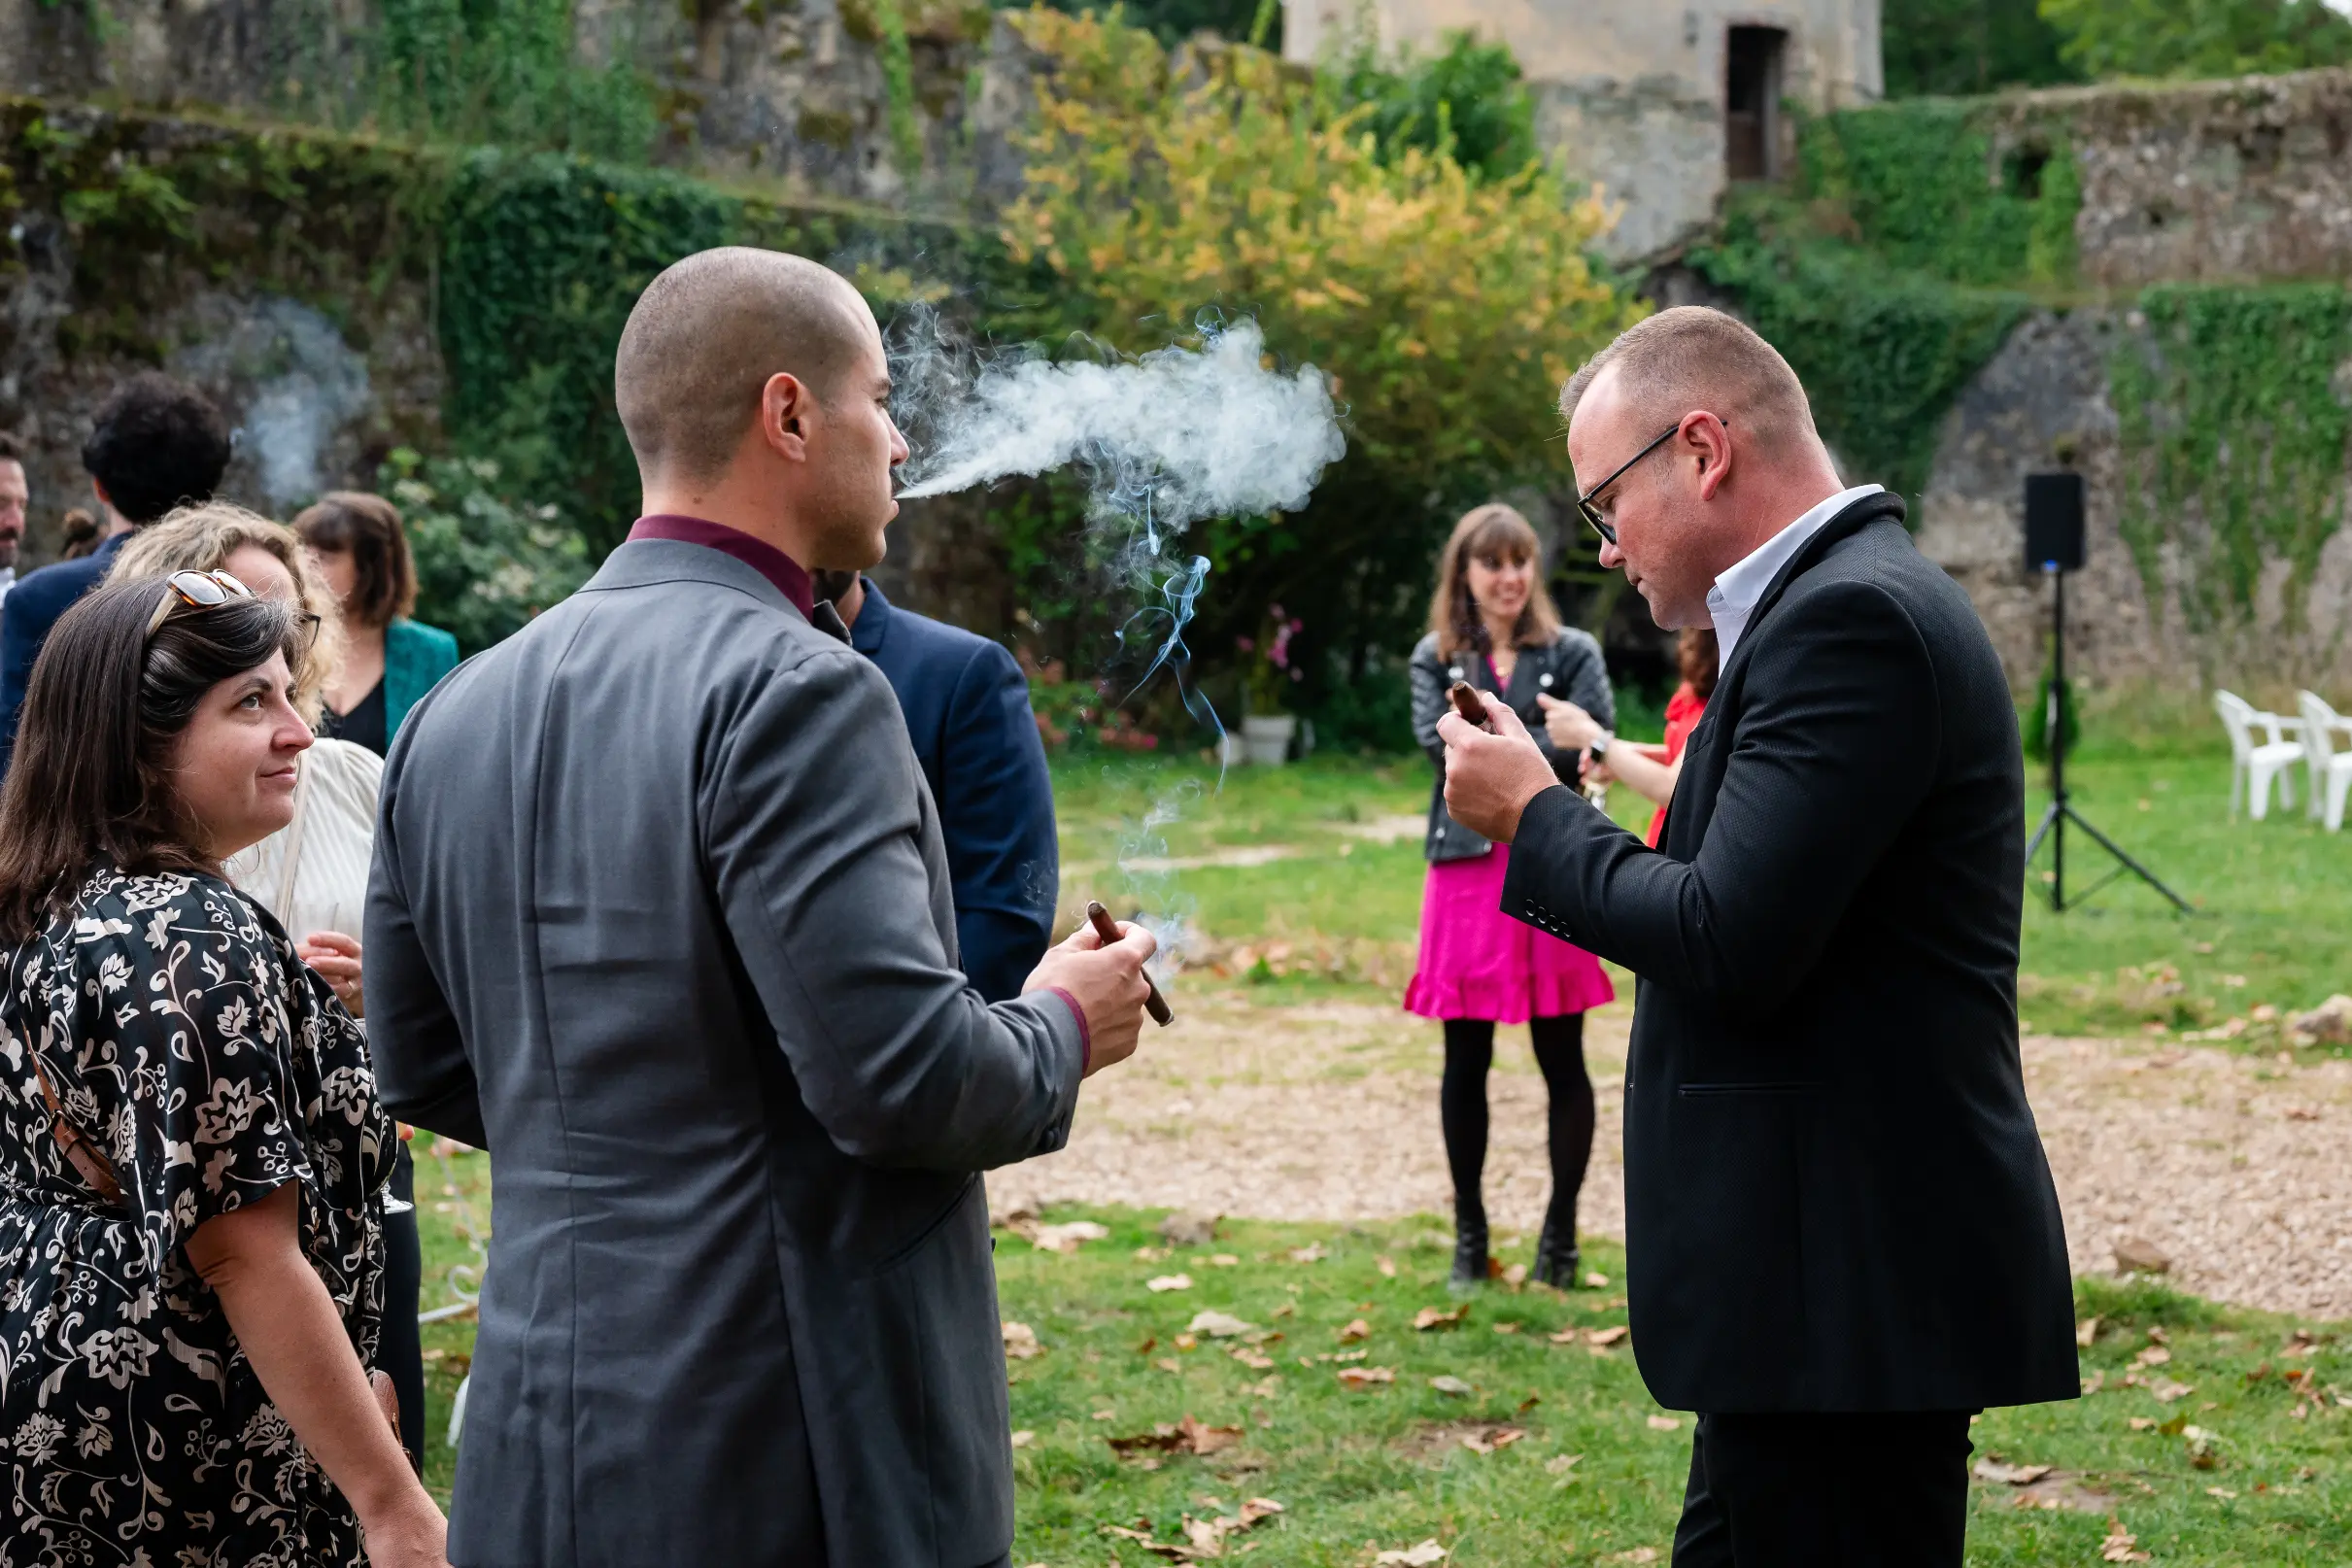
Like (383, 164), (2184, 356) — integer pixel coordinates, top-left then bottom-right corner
(1055, 743), (2352, 1047)
(408, 1191), (2352, 1562)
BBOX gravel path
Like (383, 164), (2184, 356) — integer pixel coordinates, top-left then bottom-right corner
(1012, 989), (2352, 1321)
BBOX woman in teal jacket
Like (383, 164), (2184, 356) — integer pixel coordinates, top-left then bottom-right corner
(296, 491), (460, 752)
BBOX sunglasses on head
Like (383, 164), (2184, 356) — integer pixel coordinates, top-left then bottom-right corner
(1576, 418), (1726, 547)
(146, 569), (254, 637)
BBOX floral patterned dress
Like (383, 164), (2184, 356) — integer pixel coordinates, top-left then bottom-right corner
(0, 863), (393, 1567)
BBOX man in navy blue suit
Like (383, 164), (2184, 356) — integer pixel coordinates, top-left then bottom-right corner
(815, 569), (1059, 1002)
(0, 373), (232, 776)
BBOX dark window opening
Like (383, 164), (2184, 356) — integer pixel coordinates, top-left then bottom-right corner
(1725, 26), (1788, 182)
(2004, 143), (2051, 201)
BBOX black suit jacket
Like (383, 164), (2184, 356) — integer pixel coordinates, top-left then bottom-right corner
(1502, 493), (2078, 1415)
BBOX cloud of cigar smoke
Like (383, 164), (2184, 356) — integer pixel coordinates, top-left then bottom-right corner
(887, 310), (1345, 976)
(895, 316), (1344, 528)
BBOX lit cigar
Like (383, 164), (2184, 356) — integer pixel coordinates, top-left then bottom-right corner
(1086, 900), (1174, 1027)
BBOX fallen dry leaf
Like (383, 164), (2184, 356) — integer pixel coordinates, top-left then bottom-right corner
(1160, 1211), (1222, 1246)
(1545, 1452), (1584, 1475)
(2183, 1424), (2220, 1468)
(1338, 1365), (1396, 1389)
(2150, 1379), (2196, 1403)
(1501, 1263), (1528, 1285)
(2206, 1485), (2236, 1498)
(2285, 1106), (2321, 1122)
(1230, 1347), (1276, 1370)
(2077, 1315), (2102, 1347)
(1646, 1415), (1681, 1432)
(2099, 1517), (2151, 1563)
(1492, 1321), (1520, 1335)
(1175, 1334), (1199, 1350)
(2113, 1237), (2171, 1276)
(1210, 1253), (1241, 1267)
(1029, 1220), (1110, 1253)
(1586, 1325), (1630, 1347)
(1147, 1275), (1196, 1293)
(1155, 1357), (1181, 1373)
(2129, 1417), (2157, 1430)
(1107, 1414), (1244, 1460)
(1002, 1321), (1044, 1360)
(1428, 1375), (1473, 1396)
(1974, 1459), (2054, 1485)
(1189, 1311), (1254, 1339)
(1287, 1244), (1327, 1264)
(1244, 1375), (1282, 1398)
(1618, 1551), (1659, 1565)
(1010, 1429), (1035, 1448)
(1371, 1542), (1448, 1566)
(1338, 1318), (1372, 1343)
(1460, 1425), (1524, 1454)
(1414, 1305), (1469, 1332)
(2132, 1345), (2171, 1369)
(1376, 1255), (1398, 1278)
(1584, 1272), (1610, 1288)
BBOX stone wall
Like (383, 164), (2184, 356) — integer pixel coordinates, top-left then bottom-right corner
(0, 0), (1028, 209)
(0, 105), (443, 565)
(1284, 0), (1884, 259)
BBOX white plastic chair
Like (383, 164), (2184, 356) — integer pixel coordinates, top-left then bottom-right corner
(2294, 690), (2352, 832)
(2214, 690), (2301, 820)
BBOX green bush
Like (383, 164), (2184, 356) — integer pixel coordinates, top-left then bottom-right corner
(391, 448), (592, 656)
(2038, 0), (2352, 79)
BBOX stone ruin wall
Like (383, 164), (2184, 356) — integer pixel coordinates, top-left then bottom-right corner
(1909, 69), (2352, 696)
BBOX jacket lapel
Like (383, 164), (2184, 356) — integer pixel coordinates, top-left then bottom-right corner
(1662, 491), (1906, 861)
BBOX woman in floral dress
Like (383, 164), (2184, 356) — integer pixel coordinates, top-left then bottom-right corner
(0, 574), (448, 1566)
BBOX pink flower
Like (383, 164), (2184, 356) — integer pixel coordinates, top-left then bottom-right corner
(1236, 636), (1255, 652)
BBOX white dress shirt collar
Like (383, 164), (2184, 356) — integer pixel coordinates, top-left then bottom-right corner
(1704, 484), (1884, 665)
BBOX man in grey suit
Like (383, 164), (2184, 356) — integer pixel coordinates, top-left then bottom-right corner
(364, 247), (1156, 1568)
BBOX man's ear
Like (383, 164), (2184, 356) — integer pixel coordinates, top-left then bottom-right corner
(760, 371), (814, 461)
(1687, 413), (1732, 503)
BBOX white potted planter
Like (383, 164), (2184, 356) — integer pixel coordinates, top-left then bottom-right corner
(1242, 713), (1297, 766)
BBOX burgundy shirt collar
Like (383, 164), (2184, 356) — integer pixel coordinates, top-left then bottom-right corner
(628, 515), (814, 619)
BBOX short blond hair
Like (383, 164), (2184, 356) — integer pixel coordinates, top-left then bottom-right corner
(1558, 306), (1817, 451)
(111, 501), (344, 724)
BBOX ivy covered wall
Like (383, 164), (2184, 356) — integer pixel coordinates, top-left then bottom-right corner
(1692, 72), (2352, 690)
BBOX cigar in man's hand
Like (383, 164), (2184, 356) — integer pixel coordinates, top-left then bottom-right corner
(1449, 680), (1494, 732)
(1087, 901), (1173, 1027)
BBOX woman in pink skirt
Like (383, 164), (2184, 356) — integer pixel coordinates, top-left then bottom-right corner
(1406, 504), (1616, 1289)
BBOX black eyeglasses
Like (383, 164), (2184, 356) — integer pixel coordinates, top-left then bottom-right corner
(1576, 420), (1725, 547)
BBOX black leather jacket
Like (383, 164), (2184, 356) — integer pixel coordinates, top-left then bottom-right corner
(1409, 628), (1614, 863)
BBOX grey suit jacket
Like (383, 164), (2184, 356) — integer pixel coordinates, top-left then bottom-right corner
(364, 539), (1085, 1568)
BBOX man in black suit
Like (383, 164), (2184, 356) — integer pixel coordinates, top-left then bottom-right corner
(1438, 307), (2077, 1567)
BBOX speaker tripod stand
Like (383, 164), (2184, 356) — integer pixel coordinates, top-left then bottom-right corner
(2023, 562), (2194, 914)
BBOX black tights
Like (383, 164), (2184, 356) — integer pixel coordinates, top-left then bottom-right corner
(1441, 1014), (1594, 1242)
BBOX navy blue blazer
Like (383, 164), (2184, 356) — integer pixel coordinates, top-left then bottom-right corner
(0, 531), (128, 777)
(850, 580), (1058, 1003)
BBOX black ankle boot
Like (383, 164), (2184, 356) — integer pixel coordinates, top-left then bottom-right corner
(1531, 1208), (1580, 1289)
(1449, 1210), (1489, 1291)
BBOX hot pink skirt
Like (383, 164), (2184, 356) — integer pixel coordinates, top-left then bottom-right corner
(1404, 846), (1615, 1023)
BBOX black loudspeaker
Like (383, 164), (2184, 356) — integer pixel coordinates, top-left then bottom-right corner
(2025, 472), (2086, 573)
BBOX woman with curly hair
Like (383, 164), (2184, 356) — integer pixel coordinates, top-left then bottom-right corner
(0, 574), (447, 1566)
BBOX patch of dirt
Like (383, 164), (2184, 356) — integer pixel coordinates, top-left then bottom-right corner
(1016, 988), (2352, 1319)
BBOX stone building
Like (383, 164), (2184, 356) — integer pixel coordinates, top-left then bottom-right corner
(1282, 0), (1884, 258)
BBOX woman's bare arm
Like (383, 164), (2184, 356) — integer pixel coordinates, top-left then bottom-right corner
(1591, 743), (1684, 809)
(186, 1184), (450, 1568)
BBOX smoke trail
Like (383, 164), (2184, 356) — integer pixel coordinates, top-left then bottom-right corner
(887, 310), (1345, 977)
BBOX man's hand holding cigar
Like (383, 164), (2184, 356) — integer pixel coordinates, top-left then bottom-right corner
(1437, 688), (1570, 846)
(1026, 916), (1160, 1074)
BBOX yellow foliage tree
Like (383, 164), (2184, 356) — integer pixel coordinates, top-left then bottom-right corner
(1001, 8), (1645, 499)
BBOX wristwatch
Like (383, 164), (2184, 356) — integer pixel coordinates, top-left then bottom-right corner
(1588, 733), (1614, 764)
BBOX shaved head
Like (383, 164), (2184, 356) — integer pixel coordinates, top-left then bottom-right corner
(616, 247), (875, 485)
(1559, 306), (1817, 452)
